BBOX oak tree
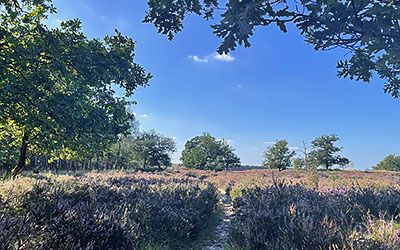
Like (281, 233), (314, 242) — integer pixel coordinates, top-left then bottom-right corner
(131, 130), (177, 170)
(0, 0), (151, 176)
(181, 133), (240, 170)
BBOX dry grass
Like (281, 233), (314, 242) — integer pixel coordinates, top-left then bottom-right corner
(2, 168), (400, 195)
(165, 168), (400, 191)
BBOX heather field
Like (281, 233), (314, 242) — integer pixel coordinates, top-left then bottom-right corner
(0, 173), (218, 249)
(2, 169), (400, 249)
(151, 167), (400, 191)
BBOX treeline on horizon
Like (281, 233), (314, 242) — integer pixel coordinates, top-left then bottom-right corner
(2, 118), (399, 175)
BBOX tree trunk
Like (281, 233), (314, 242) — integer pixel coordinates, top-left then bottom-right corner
(12, 130), (30, 179)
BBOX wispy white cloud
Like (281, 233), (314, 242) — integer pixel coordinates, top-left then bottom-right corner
(45, 18), (65, 28)
(213, 53), (235, 62)
(188, 52), (236, 63)
(140, 113), (152, 118)
(237, 84), (243, 88)
(133, 113), (152, 119)
(188, 55), (209, 63)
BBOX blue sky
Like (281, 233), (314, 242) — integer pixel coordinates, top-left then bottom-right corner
(49, 0), (400, 169)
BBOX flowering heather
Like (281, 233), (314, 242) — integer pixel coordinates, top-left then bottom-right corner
(348, 215), (400, 249)
(228, 184), (400, 249)
(327, 187), (349, 196)
(0, 176), (218, 249)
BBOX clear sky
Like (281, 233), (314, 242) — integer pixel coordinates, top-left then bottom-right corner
(49, 0), (400, 169)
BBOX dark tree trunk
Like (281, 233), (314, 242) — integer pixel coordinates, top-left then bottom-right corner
(12, 130), (30, 179)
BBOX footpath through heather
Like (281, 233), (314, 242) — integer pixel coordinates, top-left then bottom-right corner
(202, 194), (233, 250)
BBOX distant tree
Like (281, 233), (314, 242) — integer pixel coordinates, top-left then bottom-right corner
(144, 0), (400, 98)
(262, 140), (295, 171)
(310, 135), (350, 170)
(0, 1), (151, 177)
(107, 136), (137, 169)
(373, 154), (400, 171)
(131, 131), (176, 170)
(181, 133), (240, 170)
(294, 141), (316, 170)
(106, 117), (141, 169)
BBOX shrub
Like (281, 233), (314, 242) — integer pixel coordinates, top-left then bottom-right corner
(228, 184), (400, 249)
(0, 177), (218, 249)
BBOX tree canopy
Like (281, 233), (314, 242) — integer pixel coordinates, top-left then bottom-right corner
(373, 154), (400, 171)
(0, 0), (151, 176)
(144, 0), (400, 97)
(310, 134), (350, 170)
(181, 133), (240, 170)
(130, 130), (177, 170)
(262, 140), (295, 171)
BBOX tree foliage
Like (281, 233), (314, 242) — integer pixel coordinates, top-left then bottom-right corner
(181, 133), (240, 170)
(106, 120), (141, 170)
(310, 134), (350, 170)
(373, 154), (400, 171)
(0, 0), (151, 176)
(144, 0), (400, 97)
(129, 130), (177, 170)
(262, 140), (295, 171)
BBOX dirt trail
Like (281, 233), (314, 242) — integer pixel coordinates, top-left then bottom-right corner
(202, 194), (233, 250)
